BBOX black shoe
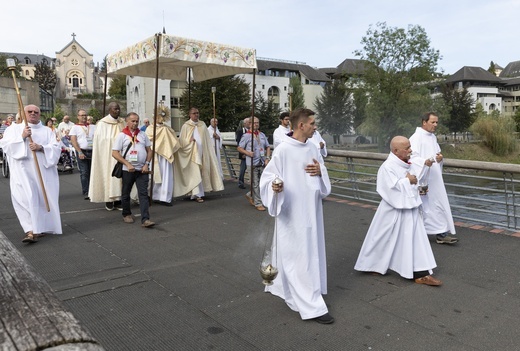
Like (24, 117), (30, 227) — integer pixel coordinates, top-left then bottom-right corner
(313, 313), (334, 324)
(83, 193), (90, 200)
(105, 202), (114, 211)
(158, 201), (173, 207)
(238, 184), (246, 189)
(114, 200), (123, 210)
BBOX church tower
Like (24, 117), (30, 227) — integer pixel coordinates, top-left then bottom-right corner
(55, 33), (98, 98)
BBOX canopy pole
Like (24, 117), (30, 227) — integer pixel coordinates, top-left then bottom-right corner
(188, 68), (192, 108)
(149, 32), (162, 205)
(102, 70), (108, 116)
(211, 87), (218, 156)
(249, 69), (256, 197)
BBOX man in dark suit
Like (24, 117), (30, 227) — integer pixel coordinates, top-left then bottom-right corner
(236, 117), (251, 189)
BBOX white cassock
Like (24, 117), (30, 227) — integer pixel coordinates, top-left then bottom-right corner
(0, 122), (62, 234)
(308, 130), (327, 158)
(354, 152), (437, 279)
(88, 115), (125, 202)
(409, 127), (456, 235)
(207, 125), (223, 179)
(260, 134), (331, 320)
(272, 125), (290, 148)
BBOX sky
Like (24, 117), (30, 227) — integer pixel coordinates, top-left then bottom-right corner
(2, 0), (519, 75)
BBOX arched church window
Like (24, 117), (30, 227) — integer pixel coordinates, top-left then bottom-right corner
(72, 74), (79, 88)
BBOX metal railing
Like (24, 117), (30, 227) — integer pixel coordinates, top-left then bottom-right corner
(222, 141), (520, 230)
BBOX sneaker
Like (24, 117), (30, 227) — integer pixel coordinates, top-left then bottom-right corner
(64, 165), (72, 170)
(313, 313), (335, 324)
(83, 193), (90, 200)
(114, 200), (123, 211)
(105, 202), (114, 211)
(238, 184), (246, 189)
(142, 219), (155, 228)
(436, 234), (459, 245)
(123, 215), (134, 223)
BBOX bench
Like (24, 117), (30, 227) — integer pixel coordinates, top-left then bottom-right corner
(0, 231), (104, 351)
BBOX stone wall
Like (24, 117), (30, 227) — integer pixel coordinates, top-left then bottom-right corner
(55, 98), (127, 122)
(0, 76), (40, 118)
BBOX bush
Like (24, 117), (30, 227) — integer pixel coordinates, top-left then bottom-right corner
(470, 114), (517, 156)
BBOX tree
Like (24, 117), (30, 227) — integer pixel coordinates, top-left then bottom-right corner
(513, 106), (520, 132)
(108, 75), (127, 99)
(33, 62), (57, 95)
(289, 76), (305, 110)
(314, 79), (354, 144)
(180, 75), (251, 131)
(254, 91), (281, 138)
(0, 54), (22, 78)
(53, 103), (65, 122)
(488, 61), (497, 76)
(440, 83), (475, 138)
(354, 22), (441, 151)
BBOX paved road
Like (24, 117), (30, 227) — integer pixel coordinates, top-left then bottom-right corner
(1, 171), (520, 351)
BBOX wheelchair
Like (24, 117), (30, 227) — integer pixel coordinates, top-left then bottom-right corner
(57, 147), (77, 173)
(0, 148), (9, 178)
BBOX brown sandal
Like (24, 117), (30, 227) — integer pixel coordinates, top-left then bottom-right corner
(22, 232), (38, 243)
(195, 197), (204, 203)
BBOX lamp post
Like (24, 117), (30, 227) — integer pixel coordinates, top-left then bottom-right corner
(288, 85), (293, 112)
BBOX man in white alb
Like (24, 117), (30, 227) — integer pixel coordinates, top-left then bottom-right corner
(272, 111), (291, 148)
(208, 118), (223, 179)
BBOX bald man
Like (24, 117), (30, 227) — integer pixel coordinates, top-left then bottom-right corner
(355, 136), (441, 286)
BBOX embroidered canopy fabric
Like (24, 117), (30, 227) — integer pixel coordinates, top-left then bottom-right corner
(107, 33), (257, 81)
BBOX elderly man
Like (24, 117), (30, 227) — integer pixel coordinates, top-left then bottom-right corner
(236, 117), (251, 189)
(208, 118), (223, 179)
(174, 107), (223, 202)
(146, 111), (180, 206)
(237, 116), (270, 211)
(272, 111), (291, 148)
(0, 105), (62, 243)
(355, 136), (441, 286)
(88, 102), (125, 210)
(410, 112), (458, 244)
(112, 113), (155, 227)
(260, 108), (333, 324)
(57, 115), (75, 138)
(70, 109), (96, 199)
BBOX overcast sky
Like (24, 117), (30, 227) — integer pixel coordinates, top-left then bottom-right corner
(2, 0), (519, 75)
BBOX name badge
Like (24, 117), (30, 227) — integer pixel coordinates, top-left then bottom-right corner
(86, 136), (93, 148)
(128, 150), (138, 163)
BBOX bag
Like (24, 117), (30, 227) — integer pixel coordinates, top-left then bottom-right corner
(112, 162), (123, 178)
(111, 142), (132, 178)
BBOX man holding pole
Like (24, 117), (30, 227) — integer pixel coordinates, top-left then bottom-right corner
(0, 105), (62, 243)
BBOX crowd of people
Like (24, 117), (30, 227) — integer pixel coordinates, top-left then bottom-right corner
(0, 104), (457, 326)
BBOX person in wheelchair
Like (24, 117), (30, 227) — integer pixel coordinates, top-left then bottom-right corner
(58, 130), (74, 171)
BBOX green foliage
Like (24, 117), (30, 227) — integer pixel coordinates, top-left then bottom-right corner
(33, 62), (57, 95)
(108, 75), (127, 99)
(53, 104), (65, 121)
(513, 107), (520, 132)
(470, 113), (517, 156)
(354, 22), (440, 151)
(440, 84), (475, 136)
(314, 79), (355, 144)
(488, 61), (496, 76)
(254, 91), (281, 137)
(180, 75), (251, 131)
(289, 76), (305, 110)
(87, 107), (102, 120)
(0, 54), (22, 78)
(352, 87), (368, 131)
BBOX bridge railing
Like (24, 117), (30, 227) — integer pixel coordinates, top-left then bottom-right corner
(222, 141), (520, 230)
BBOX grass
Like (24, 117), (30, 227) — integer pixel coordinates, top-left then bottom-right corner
(440, 141), (520, 164)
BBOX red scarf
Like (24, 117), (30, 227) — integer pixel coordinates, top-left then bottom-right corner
(122, 126), (140, 143)
(247, 130), (259, 136)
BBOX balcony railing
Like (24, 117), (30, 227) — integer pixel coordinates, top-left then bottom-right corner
(221, 141), (520, 230)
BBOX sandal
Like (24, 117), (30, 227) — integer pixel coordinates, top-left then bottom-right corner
(22, 232), (38, 243)
(195, 197), (204, 203)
